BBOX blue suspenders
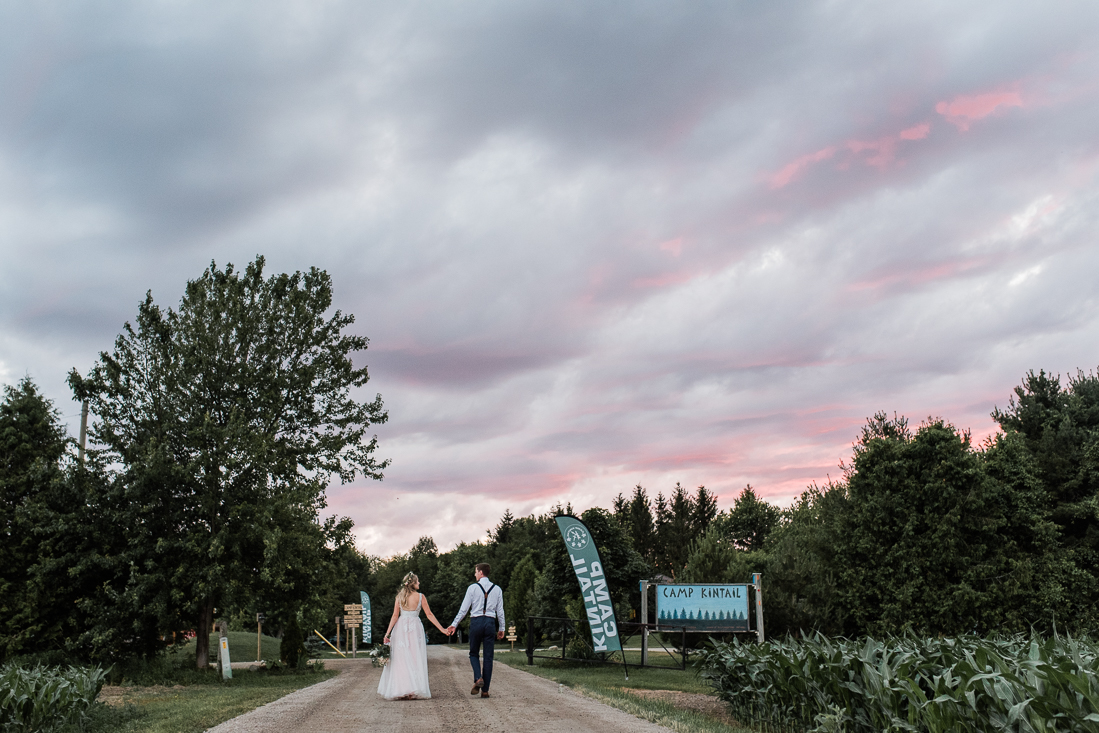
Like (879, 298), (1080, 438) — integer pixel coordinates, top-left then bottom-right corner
(478, 582), (496, 627)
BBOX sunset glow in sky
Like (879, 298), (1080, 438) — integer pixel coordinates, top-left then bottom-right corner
(3, 2), (1099, 557)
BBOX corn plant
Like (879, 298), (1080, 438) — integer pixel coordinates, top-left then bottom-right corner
(697, 633), (1099, 733)
(0, 663), (108, 732)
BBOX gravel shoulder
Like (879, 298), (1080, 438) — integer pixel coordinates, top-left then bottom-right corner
(206, 646), (673, 732)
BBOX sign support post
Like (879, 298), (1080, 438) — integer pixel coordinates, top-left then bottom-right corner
(752, 573), (765, 644)
(640, 580), (649, 667)
(344, 604), (364, 658)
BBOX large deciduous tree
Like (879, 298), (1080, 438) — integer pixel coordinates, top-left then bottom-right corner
(69, 257), (388, 668)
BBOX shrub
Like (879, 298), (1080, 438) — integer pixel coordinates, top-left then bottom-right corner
(698, 633), (1099, 732)
(0, 663), (107, 732)
(280, 617), (306, 669)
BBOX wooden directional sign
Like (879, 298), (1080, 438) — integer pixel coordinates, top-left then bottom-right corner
(343, 603), (364, 629)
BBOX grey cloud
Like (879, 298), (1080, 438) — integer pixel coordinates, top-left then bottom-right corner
(4, 1), (1099, 554)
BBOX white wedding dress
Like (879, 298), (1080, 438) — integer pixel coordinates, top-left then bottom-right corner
(377, 594), (431, 700)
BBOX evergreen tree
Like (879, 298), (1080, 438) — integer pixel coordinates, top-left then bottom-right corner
(834, 413), (1062, 635)
(0, 379), (75, 660)
(715, 485), (781, 551)
(627, 485), (655, 564)
(663, 483), (695, 577)
(991, 368), (1099, 623)
(652, 491), (670, 573)
(611, 493), (629, 529)
(681, 525), (743, 583)
(692, 485), (718, 535)
(492, 510), (515, 544)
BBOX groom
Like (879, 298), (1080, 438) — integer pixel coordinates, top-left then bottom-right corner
(446, 563), (505, 698)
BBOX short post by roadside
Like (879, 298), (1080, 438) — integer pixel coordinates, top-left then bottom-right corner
(217, 619), (232, 680)
(256, 613), (265, 662)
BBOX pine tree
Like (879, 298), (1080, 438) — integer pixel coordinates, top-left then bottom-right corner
(663, 484), (694, 577)
(628, 485), (655, 564)
(692, 485), (718, 535)
(612, 493), (629, 529)
(0, 378), (74, 660)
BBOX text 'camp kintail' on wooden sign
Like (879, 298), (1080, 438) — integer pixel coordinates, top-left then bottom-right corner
(656, 583), (751, 632)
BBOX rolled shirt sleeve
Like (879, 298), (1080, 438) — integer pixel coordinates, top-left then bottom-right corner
(450, 584), (477, 628)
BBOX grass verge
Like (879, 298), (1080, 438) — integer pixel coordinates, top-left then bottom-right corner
(466, 647), (753, 733)
(92, 669), (337, 733)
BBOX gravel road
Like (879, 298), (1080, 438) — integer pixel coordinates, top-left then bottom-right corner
(206, 646), (672, 732)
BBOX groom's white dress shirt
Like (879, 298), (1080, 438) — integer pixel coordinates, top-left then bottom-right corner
(451, 577), (505, 629)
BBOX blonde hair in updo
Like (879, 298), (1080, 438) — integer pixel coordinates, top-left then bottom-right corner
(396, 572), (419, 607)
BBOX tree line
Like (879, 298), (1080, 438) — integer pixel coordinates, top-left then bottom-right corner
(3, 258), (1098, 667)
(319, 369), (1099, 643)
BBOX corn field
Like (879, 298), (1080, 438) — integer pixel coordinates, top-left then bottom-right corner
(697, 634), (1099, 732)
(0, 664), (107, 732)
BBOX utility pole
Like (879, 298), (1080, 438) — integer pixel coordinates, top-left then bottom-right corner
(78, 400), (89, 463)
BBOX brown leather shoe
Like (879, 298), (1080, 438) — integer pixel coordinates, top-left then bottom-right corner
(480, 691), (490, 698)
(471, 678), (483, 695)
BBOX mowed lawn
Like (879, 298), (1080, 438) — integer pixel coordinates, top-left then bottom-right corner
(98, 672), (335, 733)
(93, 633), (335, 733)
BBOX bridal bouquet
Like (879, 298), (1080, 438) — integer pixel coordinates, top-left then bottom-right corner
(369, 643), (390, 668)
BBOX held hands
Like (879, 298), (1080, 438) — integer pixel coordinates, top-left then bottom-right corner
(445, 626), (456, 636)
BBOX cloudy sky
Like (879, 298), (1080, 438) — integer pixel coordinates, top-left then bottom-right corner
(3, 2), (1098, 557)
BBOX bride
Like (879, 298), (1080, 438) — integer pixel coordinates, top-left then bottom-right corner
(377, 572), (448, 700)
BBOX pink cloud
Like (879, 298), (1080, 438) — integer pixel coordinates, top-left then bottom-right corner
(632, 270), (695, 289)
(845, 121), (931, 168)
(846, 136), (897, 169)
(770, 121), (932, 185)
(899, 122), (930, 140)
(768, 146), (837, 189)
(848, 256), (991, 293)
(936, 91), (1024, 130)
(659, 237), (683, 257)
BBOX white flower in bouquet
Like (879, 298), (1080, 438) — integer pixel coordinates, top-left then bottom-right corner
(370, 643), (391, 667)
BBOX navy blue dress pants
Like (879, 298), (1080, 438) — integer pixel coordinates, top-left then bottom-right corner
(468, 616), (496, 691)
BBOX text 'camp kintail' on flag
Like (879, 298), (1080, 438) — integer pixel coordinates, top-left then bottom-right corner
(554, 515), (622, 654)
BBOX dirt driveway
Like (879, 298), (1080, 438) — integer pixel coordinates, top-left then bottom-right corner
(207, 646), (672, 732)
